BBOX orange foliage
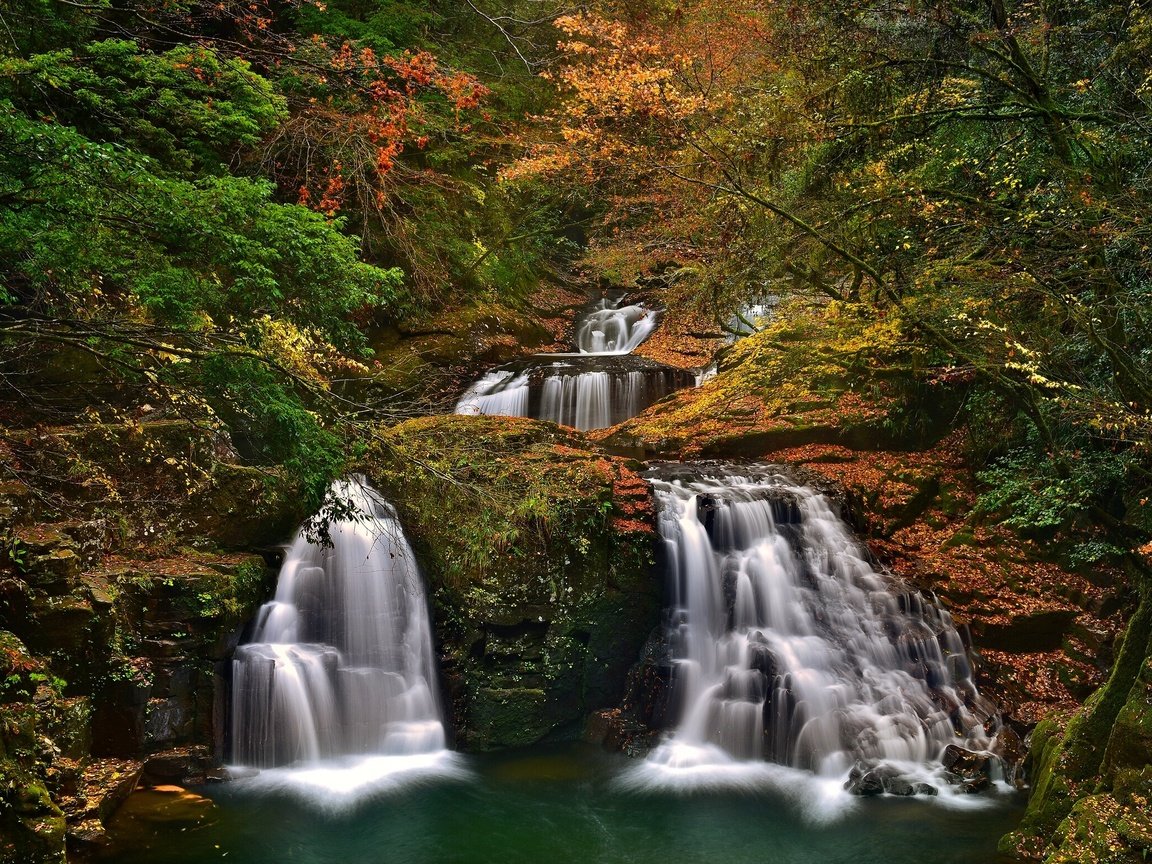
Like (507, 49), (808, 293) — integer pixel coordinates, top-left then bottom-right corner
(506, 4), (783, 184)
(255, 28), (488, 218)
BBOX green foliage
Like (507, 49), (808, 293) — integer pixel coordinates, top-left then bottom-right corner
(975, 425), (1134, 563)
(0, 0), (572, 507)
(0, 533), (28, 574)
(2, 39), (287, 171)
(193, 356), (345, 511)
(977, 441), (1125, 533)
(293, 0), (444, 53)
(0, 107), (403, 343)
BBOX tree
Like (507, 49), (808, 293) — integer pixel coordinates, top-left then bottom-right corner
(508, 0), (1152, 557)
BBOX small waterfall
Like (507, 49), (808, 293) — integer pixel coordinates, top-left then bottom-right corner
(634, 465), (998, 795)
(456, 291), (690, 430)
(230, 479), (449, 777)
(576, 296), (659, 354)
(456, 358), (691, 431)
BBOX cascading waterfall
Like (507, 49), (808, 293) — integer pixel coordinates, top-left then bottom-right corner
(576, 296), (659, 354)
(630, 465), (999, 800)
(455, 292), (691, 430)
(456, 359), (690, 431)
(230, 478), (459, 798)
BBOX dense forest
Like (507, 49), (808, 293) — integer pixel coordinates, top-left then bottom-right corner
(3, 1), (1152, 863)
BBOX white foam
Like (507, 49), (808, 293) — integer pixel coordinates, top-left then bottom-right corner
(229, 750), (470, 812)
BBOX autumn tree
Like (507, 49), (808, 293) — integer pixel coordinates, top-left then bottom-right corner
(510, 0), (1152, 557)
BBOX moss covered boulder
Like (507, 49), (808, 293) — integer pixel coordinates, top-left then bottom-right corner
(1003, 593), (1152, 862)
(597, 301), (942, 459)
(360, 414), (660, 750)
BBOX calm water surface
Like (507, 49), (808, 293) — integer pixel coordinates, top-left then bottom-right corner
(102, 744), (1024, 864)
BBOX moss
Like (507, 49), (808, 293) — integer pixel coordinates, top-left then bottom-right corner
(0, 640), (71, 864)
(1102, 654), (1152, 777)
(598, 301), (949, 459)
(1004, 595), (1152, 860)
(359, 414), (660, 750)
(1044, 793), (1150, 864)
(469, 688), (549, 750)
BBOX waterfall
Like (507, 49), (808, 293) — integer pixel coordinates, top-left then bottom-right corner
(455, 291), (691, 430)
(455, 369), (531, 421)
(576, 296), (659, 354)
(629, 466), (999, 799)
(230, 478), (457, 797)
(455, 356), (692, 431)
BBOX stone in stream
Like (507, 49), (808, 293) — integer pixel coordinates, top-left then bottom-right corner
(941, 744), (993, 778)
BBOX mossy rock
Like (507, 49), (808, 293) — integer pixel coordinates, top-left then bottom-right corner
(1005, 597), (1152, 861)
(2, 422), (302, 549)
(598, 301), (954, 459)
(363, 298), (561, 407)
(1043, 793), (1151, 864)
(0, 636), (72, 864)
(359, 414), (660, 750)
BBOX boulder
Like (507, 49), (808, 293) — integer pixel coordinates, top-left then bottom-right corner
(360, 415), (661, 751)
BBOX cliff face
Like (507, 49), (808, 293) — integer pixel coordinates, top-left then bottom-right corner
(360, 414), (661, 751)
(0, 422), (297, 861)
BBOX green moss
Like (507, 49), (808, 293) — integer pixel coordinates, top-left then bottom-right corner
(602, 301), (947, 458)
(469, 688), (549, 749)
(358, 415), (660, 750)
(1005, 595), (1152, 861)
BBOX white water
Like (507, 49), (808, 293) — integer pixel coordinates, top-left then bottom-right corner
(576, 297), (659, 354)
(456, 365), (656, 430)
(230, 479), (456, 798)
(454, 291), (689, 430)
(455, 369), (531, 419)
(628, 467), (1000, 807)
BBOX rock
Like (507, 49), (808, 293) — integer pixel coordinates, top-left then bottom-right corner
(140, 747), (214, 787)
(883, 777), (915, 796)
(958, 775), (991, 794)
(360, 415), (661, 751)
(844, 763), (899, 796)
(854, 771), (886, 796)
(942, 744), (992, 778)
(979, 608), (1079, 653)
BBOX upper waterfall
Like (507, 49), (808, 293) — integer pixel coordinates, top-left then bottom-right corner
(454, 290), (690, 430)
(575, 295), (659, 354)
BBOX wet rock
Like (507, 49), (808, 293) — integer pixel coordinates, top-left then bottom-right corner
(958, 775), (991, 794)
(140, 747), (214, 787)
(942, 744), (992, 778)
(854, 771), (886, 796)
(883, 777), (915, 796)
(845, 763), (901, 796)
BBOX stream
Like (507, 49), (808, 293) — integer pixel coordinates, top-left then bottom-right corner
(102, 743), (1023, 864)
